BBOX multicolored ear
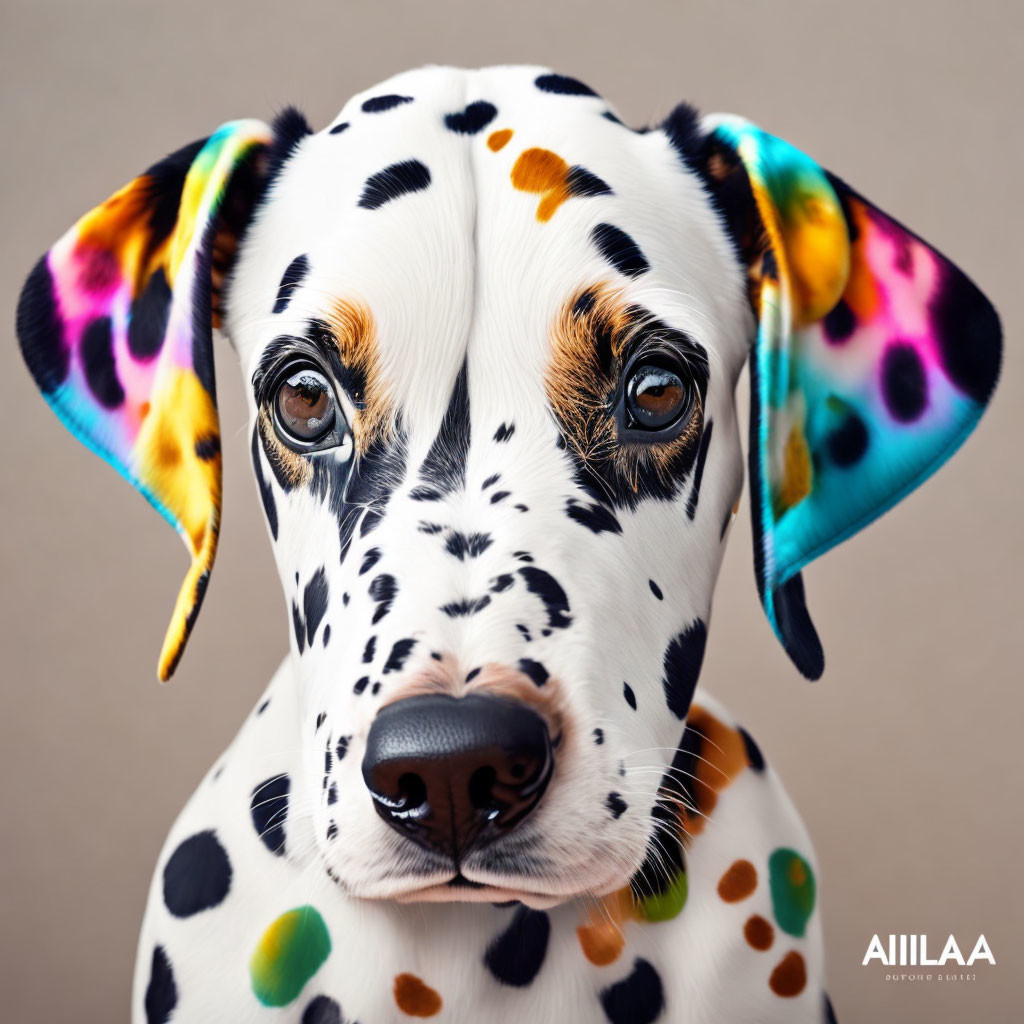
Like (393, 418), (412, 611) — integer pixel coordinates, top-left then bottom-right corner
(16, 120), (272, 680)
(705, 115), (1001, 679)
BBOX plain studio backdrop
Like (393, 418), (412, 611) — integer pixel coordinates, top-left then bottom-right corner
(1, 1), (1021, 1020)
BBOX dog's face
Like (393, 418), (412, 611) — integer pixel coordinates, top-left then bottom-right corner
(229, 67), (749, 901)
(17, 66), (1000, 908)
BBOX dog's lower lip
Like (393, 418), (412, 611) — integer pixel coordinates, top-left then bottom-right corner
(391, 879), (565, 908)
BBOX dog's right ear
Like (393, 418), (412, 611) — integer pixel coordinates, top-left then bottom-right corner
(16, 118), (283, 680)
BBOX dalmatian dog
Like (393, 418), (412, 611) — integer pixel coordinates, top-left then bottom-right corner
(17, 65), (1000, 1024)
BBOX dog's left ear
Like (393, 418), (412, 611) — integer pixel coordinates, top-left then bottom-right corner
(667, 110), (1002, 679)
(16, 120), (274, 680)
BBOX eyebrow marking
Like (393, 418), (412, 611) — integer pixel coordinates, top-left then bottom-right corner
(357, 160), (431, 210)
(272, 254), (310, 314)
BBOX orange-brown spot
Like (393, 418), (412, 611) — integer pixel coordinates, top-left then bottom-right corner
(769, 951), (807, 997)
(718, 859), (758, 902)
(744, 914), (774, 951)
(487, 128), (513, 151)
(394, 973), (443, 1017)
(577, 921), (625, 966)
(511, 147), (572, 222)
(674, 704), (749, 838)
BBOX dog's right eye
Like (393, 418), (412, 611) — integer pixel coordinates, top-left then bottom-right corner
(272, 363), (348, 452)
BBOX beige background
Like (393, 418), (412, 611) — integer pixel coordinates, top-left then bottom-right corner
(1, 0), (1021, 1020)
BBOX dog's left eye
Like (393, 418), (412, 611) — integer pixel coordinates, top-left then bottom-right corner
(621, 361), (694, 433)
(272, 363), (348, 452)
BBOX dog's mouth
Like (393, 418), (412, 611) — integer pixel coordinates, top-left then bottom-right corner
(391, 874), (566, 909)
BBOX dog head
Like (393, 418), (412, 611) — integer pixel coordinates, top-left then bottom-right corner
(17, 66), (1000, 906)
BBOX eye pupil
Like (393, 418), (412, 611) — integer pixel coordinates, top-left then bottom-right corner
(625, 364), (690, 429)
(275, 367), (337, 443)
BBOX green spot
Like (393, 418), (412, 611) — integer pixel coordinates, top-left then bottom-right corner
(249, 905), (331, 1007)
(637, 870), (688, 922)
(768, 848), (815, 937)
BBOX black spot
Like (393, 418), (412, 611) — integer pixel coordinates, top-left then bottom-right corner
(535, 73), (598, 97)
(593, 728), (604, 745)
(128, 268), (172, 358)
(266, 107), (313, 190)
(304, 567), (329, 646)
(483, 906), (551, 987)
(368, 574), (397, 624)
(292, 601), (305, 654)
(444, 100), (497, 134)
(371, 681), (382, 696)
(144, 946), (177, 1024)
(466, 666), (481, 682)
(493, 422), (515, 442)
(327, 783), (338, 805)
(357, 160), (431, 210)
(482, 473), (501, 489)
(662, 620), (707, 719)
(929, 262), (1001, 404)
(316, 711), (327, 730)
(324, 749), (332, 774)
(826, 411), (869, 467)
(440, 595), (492, 617)
(519, 566), (572, 629)
(648, 580), (663, 600)
(16, 255), (69, 394)
(354, 676), (370, 694)
(342, 593), (350, 605)
(445, 531), (493, 560)
(823, 298), (856, 344)
(250, 427), (278, 540)
(566, 498), (622, 535)
(518, 658), (549, 687)
(603, 110), (624, 125)
(194, 435), (220, 460)
(566, 166), (612, 198)
(623, 682), (637, 710)
(592, 223), (649, 278)
(360, 547), (382, 575)
(257, 698), (270, 715)
(362, 636), (376, 663)
(326, 822), (338, 841)
(514, 503), (529, 512)
(361, 94), (413, 113)
(302, 995), (343, 1024)
(686, 419), (713, 520)
(881, 343), (928, 422)
(336, 736), (349, 761)
(606, 792), (627, 819)
(323, 624), (331, 647)
(328, 121), (350, 135)
(272, 254), (310, 314)
(383, 638), (417, 674)
(409, 485), (443, 501)
(162, 830), (232, 917)
(599, 958), (664, 1024)
(738, 726), (766, 773)
(419, 361), (470, 495)
(490, 574), (514, 593)
(490, 490), (511, 504)
(250, 774), (290, 856)
(516, 624), (532, 642)
(81, 316), (124, 408)
(824, 992), (838, 1024)
(418, 521), (445, 535)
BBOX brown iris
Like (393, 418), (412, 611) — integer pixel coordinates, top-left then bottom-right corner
(625, 364), (690, 429)
(275, 367), (336, 442)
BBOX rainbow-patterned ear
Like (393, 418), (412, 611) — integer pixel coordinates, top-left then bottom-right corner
(16, 120), (272, 680)
(708, 116), (1001, 679)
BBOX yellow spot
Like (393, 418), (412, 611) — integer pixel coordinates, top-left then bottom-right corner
(487, 128), (513, 151)
(775, 426), (812, 514)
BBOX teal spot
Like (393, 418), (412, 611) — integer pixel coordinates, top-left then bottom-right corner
(768, 848), (815, 937)
(637, 870), (688, 922)
(249, 905), (331, 1006)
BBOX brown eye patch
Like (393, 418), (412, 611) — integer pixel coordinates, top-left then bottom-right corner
(547, 284), (709, 508)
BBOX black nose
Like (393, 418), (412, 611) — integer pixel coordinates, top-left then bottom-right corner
(361, 693), (554, 860)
